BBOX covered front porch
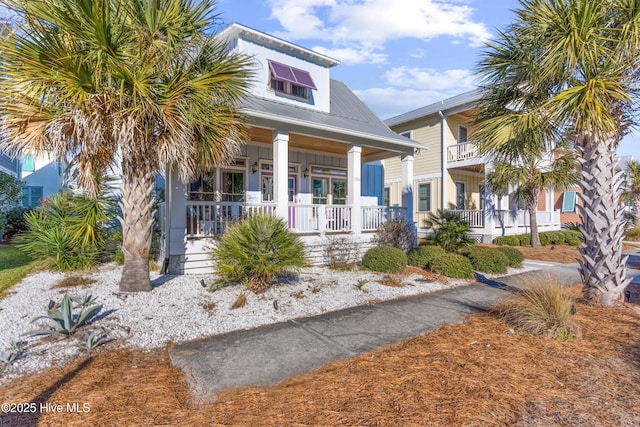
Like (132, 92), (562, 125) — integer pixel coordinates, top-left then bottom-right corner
(161, 128), (418, 273)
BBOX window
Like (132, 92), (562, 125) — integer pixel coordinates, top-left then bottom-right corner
(22, 154), (35, 172)
(418, 183), (431, 212)
(221, 171), (244, 202)
(22, 186), (43, 207)
(383, 187), (390, 206)
(562, 191), (577, 213)
(479, 184), (486, 211)
(312, 178), (329, 204)
(310, 165), (347, 205)
(189, 172), (216, 200)
(455, 181), (466, 210)
(458, 126), (468, 143)
(268, 60), (316, 100)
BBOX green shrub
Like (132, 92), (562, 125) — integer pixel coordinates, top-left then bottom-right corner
(538, 232), (550, 246)
(16, 193), (110, 270)
(1, 207), (32, 241)
(563, 230), (583, 246)
(495, 247), (524, 268)
(460, 246), (509, 274)
(424, 210), (476, 252)
(362, 245), (408, 274)
(212, 213), (307, 293)
(375, 220), (416, 253)
(407, 245), (445, 268)
(429, 253), (474, 279)
(494, 280), (580, 340)
(495, 235), (520, 246)
(518, 234), (531, 246)
(544, 231), (566, 245)
(626, 226), (640, 241)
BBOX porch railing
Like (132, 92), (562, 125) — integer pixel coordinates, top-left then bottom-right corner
(445, 209), (561, 230)
(186, 201), (276, 237)
(185, 201), (408, 237)
(447, 209), (485, 227)
(447, 141), (480, 163)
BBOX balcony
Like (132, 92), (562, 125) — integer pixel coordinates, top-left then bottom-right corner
(446, 141), (484, 166)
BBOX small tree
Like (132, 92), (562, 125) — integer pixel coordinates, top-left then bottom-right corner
(0, 171), (24, 240)
(624, 160), (640, 226)
(424, 210), (476, 252)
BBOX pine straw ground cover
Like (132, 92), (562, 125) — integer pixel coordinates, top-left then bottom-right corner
(1, 285), (639, 426)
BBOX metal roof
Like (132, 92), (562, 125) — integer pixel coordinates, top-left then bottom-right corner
(385, 89), (482, 128)
(242, 79), (425, 154)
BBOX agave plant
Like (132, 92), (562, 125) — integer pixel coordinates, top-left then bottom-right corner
(75, 331), (109, 352)
(72, 293), (98, 309)
(26, 294), (102, 338)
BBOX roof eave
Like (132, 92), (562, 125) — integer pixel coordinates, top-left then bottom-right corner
(243, 108), (426, 154)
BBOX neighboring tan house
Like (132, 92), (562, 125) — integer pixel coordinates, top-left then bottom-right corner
(161, 23), (424, 273)
(383, 90), (563, 242)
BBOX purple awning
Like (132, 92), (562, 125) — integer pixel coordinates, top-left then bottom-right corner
(268, 60), (317, 90)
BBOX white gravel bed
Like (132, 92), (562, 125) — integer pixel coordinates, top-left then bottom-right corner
(0, 263), (536, 383)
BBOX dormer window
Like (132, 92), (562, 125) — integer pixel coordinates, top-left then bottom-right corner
(268, 60), (316, 100)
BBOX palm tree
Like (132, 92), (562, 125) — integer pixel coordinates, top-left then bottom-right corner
(476, 0), (640, 306)
(0, 0), (253, 291)
(624, 160), (640, 226)
(484, 148), (578, 248)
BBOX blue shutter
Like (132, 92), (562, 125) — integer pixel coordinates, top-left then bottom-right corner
(562, 191), (577, 213)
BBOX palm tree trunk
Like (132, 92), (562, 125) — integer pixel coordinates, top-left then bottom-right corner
(528, 199), (541, 248)
(633, 194), (640, 226)
(577, 135), (629, 306)
(118, 158), (155, 292)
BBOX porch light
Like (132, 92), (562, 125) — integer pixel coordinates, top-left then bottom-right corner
(303, 168), (309, 178)
(251, 162), (259, 174)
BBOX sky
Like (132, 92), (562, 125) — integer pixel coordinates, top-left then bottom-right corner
(0, 0), (638, 158)
(215, 0), (639, 159)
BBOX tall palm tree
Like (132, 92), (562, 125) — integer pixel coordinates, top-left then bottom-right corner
(476, 0), (640, 306)
(0, 0), (253, 291)
(484, 148), (578, 248)
(624, 160), (640, 226)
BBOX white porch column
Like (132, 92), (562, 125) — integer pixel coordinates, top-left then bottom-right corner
(167, 168), (187, 274)
(440, 111), (448, 211)
(483, 162), (495, 242)
(273, 130), (289, 220)
(401, 152), (414, 224)
(347, 144), (362, 235)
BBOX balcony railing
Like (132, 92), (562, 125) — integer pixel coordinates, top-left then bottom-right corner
(447, 141), (480, 163)
(445, 209), (561, 230)
(185, 201), (408, 237)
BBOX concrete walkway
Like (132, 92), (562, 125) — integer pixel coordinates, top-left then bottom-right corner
(169, 260), (592, 401)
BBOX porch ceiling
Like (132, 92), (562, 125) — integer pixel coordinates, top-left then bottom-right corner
(249, 126), (389, 160)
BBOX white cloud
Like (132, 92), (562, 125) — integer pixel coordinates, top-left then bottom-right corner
(268, 0), (492, 64)
(384, 67), (477, 90)
(312, 44), (387, 64)
(355, 68), (477, 120)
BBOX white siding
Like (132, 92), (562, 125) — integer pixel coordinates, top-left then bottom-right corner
(237, 38), (331, 113)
